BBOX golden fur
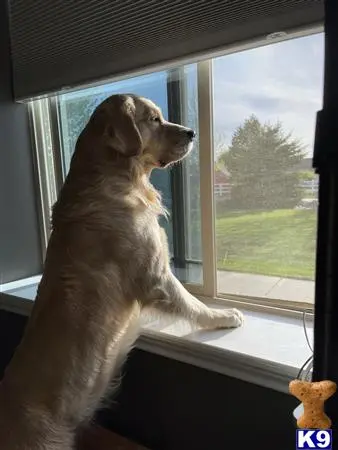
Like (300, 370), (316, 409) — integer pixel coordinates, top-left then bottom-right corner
(0, 94), (243, 449)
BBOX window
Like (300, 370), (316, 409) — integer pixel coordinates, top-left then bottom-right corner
(1, 27), (322, 392)
(213, 33), (323, 305)
(56, 66), (203, 286)
(29, 29), (323, 312)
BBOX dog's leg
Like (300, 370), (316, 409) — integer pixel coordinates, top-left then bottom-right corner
(111, 301), (141, 379)
(149, 271), (243, 329)
(99, 302), (142, 409)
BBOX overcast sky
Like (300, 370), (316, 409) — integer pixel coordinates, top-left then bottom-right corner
(213, 32), (324, 158)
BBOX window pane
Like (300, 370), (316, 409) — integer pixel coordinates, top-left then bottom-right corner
(213, 33), (324, 304)
(57, 68), (202, 285)
(183, 65), (202, 263)
(169, 64), (203, 285)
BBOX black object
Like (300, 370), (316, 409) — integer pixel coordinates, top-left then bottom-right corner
(312, 0), (338, 435)
(167, 69), (188, 272)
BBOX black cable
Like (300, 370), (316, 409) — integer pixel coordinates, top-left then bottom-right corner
(297, 355), (313, 381)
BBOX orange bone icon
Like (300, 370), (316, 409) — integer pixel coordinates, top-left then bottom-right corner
(289, 380), (336, 429)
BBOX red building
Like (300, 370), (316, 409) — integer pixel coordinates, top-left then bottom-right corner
(214, 168), (231, 198)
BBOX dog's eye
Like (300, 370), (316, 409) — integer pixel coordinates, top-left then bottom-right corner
(150, 116), (161, 123)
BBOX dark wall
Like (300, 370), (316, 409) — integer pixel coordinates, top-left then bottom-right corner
(0, 0), (42, 283)
(0, 309), (27, 374)
(102, 351), (297, 450)
(0, 309), (297, 450)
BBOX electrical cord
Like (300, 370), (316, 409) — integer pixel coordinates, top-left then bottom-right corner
(297, 355), (313, 380)
(297, 309), (314, 380)
(303, 309), (313, 352)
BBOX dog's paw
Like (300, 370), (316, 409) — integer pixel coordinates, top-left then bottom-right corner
(211, 308), (244, 329)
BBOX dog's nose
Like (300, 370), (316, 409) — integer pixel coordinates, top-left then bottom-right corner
(187, 129), (196, 140)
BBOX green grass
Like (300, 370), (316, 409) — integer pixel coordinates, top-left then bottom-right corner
(216, 209), (317, 280)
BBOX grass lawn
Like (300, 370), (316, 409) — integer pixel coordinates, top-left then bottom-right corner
(215, 209), (317, 280)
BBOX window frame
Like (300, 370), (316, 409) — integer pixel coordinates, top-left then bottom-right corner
(29, 25), (323, 317)
(2, 26), (324, 394)
(167, 67), (189, 271)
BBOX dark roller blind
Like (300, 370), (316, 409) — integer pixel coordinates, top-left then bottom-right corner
(9, 0), (324, 100)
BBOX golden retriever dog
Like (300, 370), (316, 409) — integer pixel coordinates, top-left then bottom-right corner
(0, 94), (243, 449)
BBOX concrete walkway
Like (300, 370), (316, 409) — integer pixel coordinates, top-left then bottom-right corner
(217, 270), (314, 304)
(174, 264), (314, 304)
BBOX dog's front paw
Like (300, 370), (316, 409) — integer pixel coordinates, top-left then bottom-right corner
(212, 308), (244, 329)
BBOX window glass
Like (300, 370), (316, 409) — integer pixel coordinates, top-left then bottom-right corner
(213, 33), (324, 303)
(58, 68), (202, 285)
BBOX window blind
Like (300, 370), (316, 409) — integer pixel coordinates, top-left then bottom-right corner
(9, 0), (323, 100)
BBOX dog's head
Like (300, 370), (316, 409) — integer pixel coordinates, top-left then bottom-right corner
(87, 94), (195, 168)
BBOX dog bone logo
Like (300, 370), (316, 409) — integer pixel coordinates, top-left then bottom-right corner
(289, 379), (336, 429)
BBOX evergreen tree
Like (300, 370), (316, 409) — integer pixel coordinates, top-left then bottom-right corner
(219, 115), (305, 210)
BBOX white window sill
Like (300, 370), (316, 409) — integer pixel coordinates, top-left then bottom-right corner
(0, 277), (313, 394)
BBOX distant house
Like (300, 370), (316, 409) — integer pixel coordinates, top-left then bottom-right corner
(214, 168), (231, 198)
(293, 157), (319, 196)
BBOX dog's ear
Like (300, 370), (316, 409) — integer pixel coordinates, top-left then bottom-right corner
(90, 95), (142, 157)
